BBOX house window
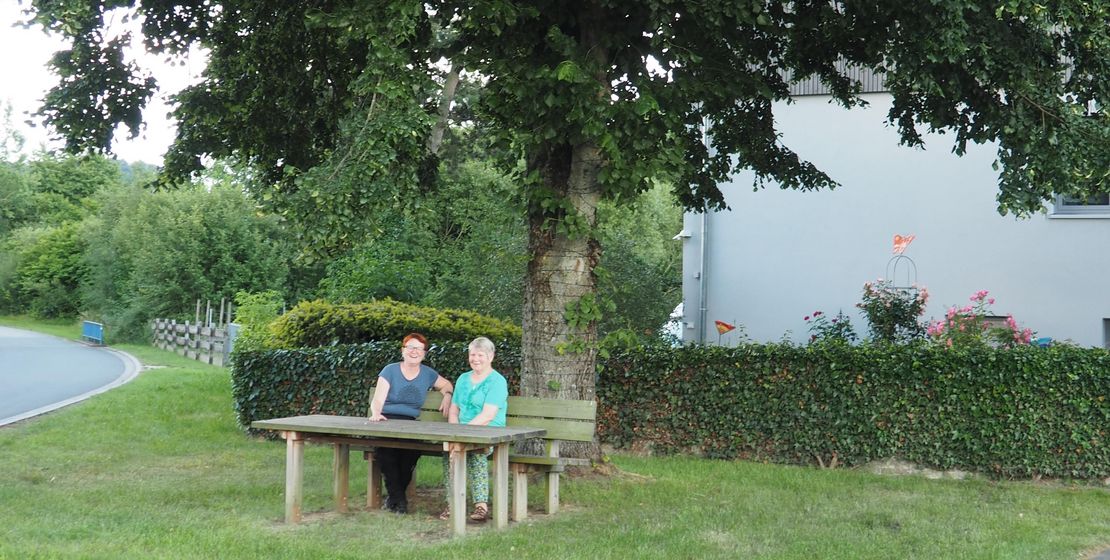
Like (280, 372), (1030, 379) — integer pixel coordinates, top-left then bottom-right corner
(1051, 193), (1110, 217)
(1104, 319), (1110, 350)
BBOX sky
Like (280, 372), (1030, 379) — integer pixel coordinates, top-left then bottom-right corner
(0, 3), (205, 165)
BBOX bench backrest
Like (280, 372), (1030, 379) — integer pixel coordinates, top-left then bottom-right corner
(369, 387), (597, 443)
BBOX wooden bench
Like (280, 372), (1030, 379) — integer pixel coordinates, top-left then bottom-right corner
(360, 389), (596, 521)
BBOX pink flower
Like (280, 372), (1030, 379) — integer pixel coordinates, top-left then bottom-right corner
(988, 298), (995, 305)
(804, 316), (810, 321)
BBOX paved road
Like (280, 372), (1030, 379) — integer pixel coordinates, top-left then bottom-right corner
(0, 326), (140, 426)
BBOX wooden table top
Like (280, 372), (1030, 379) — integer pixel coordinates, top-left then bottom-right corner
(252, 415), (546, 445)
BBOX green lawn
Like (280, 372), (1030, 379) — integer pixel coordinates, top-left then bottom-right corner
(0, 315), (85, 341)
(1, 317), (1108, 559)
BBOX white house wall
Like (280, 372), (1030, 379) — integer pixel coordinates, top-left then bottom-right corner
(681, 93), (1110, 347)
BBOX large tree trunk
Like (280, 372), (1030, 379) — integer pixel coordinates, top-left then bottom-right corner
(520, 141), (602, 402)
(519, 140), (603, 459)
(519, 4), (608, 463)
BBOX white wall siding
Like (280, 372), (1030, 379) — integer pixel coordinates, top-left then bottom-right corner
(681, 93), (1110, 347)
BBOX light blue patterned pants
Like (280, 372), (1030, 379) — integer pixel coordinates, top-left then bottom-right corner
(442, 448), (492, 504)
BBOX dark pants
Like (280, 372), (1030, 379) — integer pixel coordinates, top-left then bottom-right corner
(377, 413), (420, 509)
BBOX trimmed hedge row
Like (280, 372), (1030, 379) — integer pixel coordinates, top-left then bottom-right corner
(231, 340), (520, 434)
(231, 341), (1109, 479)
(269, 298), (522, 349)
(599, 343), (1109, 479)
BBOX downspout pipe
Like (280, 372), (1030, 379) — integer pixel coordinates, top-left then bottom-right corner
(697, 211), (709, 343)
(696, 116), (711, 344)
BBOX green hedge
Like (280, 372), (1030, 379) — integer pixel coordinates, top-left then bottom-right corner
(269, 298), (522, 349)
(230, 340), (1109, 479)
(599, 342), (1109, 479)
(231, 340), (520, 434)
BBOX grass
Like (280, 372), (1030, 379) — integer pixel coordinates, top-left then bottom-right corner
(0, 315), (84, 341)
(1, 316), (1108, 559)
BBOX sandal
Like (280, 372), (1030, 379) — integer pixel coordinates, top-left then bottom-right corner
(438, 507), (451, 521)
(469, 502), (489, 522)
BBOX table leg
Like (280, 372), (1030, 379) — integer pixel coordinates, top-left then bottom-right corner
(366, 450), (382, 509)
(284, 431), (305, 523)
(448, 442), (467, 536)
(492, 443), (509, 529)
(546, 440), (561, 514)
(511, 463), (529, 522)
(333, 443), (349, 512)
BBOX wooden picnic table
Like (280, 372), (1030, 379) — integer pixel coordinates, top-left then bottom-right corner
(251, 414), (546, 536)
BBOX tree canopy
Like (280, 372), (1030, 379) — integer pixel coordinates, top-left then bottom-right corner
(29, 1), (1110, 403)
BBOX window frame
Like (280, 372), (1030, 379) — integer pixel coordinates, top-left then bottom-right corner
(1050, 193), (1110, 218)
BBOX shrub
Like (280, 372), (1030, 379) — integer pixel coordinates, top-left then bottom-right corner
(269, 298), (522, 349)
(804, 309), (857, 344)
(927, 290), (1034, 349)
(857, 279), (928, 343)
(230, 339), (521, 431)
(598, 341), (1109, 479)
(231, 290), (283, 353)
(81, 181), (291, 341)
(230, 337), (1110, 479)
(8, 222), (88, 318)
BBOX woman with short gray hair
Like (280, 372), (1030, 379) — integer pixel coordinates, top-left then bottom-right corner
(438, 336), (508, 522)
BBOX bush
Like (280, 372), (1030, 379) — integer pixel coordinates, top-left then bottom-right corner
(857, 279), (928, 343)
(231, 290), (283, 353)
(269, 298), (522, 349)
(81, 181), (291, 341)
(927, 290), (1034, 349)
(598, 342), (1108, 479)
(804, 309), (857, 344)
(230, 337), (1109, 479)
(230, 339), (521, 431)
(5, 222), (88, 318)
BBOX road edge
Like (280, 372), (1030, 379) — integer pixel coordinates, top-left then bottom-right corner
(0, 344), (142, 428)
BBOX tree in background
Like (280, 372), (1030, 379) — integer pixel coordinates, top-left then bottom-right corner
(0, 153), (118, 317)
(27, 153), (118, 225)
(313, 125), (525, 318)
(3, 222), (87, 318)
(595, 181), (682, 337)
(318, 237), (435, 305)
(81, 178), (291, 340)
(30, 2), (1109, 408)
(0, 103), (34, 237)
(0, 102), (26, 161)
(316, 126), (681, 332)
(0, 162), (35, 237)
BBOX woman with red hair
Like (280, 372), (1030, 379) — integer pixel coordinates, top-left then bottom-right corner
(368, 332), (454, 514)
